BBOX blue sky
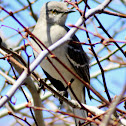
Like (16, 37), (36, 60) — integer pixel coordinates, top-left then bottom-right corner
(0, 0), (126, 125)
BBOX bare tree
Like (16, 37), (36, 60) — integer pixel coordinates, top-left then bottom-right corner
(0, 0), (126, 126)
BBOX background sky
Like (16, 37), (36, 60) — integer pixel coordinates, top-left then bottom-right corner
(0, 0), (126, 125)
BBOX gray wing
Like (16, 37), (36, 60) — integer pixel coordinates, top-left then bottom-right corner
(65, 27), (91, 98)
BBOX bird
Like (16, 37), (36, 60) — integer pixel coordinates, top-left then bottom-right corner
(31, 1), (91, 125)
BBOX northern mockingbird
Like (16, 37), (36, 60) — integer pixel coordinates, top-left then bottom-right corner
(31, 1), (90, 125)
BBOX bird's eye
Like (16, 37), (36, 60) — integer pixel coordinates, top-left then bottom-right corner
(49, 9), (62, 14)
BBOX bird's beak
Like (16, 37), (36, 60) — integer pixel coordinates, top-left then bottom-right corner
(65, 9), (75, 14)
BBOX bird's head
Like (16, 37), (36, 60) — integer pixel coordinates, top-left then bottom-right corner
(40, 1), (75, 26)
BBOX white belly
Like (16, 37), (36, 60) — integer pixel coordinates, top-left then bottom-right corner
(41, 45), (84, 102)
(31, 24), (85, 102)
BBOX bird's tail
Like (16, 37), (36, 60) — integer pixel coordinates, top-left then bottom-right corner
(73, 87), (91, 126)
(73, 108), (88, 125)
